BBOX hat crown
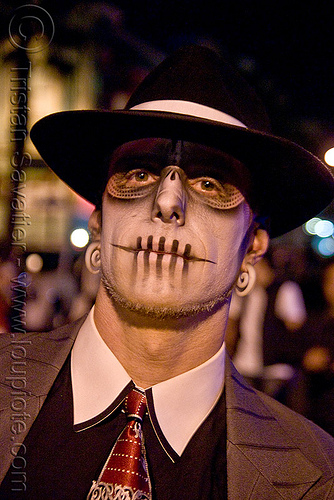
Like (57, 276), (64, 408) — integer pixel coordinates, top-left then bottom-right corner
(30, 44), (334, 237)
(126, 45), (271, 133)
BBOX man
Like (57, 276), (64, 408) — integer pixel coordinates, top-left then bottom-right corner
(1, 45), (334, 499)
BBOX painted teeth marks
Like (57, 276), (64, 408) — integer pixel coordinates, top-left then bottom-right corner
(158, 236), (165, 252)
(144, 236), (153, 278)
(183, 244), (191, 259)
(169, 239), (179, 277)
(183, 243), (191, 276)
(138, 236), (192, 280)
(111, 237), (216, 282)
(156, 253), (163, 278)
(136, 236), (142, 250)
(171, 239), (179, 253)
(156, 237), (165, 278)
(147, 235), (153, 250)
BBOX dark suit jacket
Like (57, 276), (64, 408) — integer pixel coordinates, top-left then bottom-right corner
(1, 318), (334, 499)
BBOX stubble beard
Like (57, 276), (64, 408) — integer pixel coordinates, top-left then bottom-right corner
(101, 272), (233, 320)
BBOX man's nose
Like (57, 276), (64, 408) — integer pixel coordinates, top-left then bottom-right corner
(152, 167), (186, 225)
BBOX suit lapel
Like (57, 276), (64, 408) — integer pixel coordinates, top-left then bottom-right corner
(0, 317), (85, 482)
(225, 354), (322, 500)
(1, 322), (324, 494)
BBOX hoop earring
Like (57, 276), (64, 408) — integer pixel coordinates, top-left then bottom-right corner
(85, 242), (101, 275)
(235, 263), (256, 297)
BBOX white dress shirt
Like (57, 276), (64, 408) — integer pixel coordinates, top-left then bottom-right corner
(71, 307), (225, 458)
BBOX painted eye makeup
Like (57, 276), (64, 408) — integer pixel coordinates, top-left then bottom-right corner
(106, 139), (247, 208)
(107, 168), (245, 210)
(124, 169), (159, 187)
(188, 177), (245, 209)
(106, 169), (159, 199)
(189, 177), (221, 195)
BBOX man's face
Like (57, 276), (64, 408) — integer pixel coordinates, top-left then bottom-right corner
(97, 138), (255, 318)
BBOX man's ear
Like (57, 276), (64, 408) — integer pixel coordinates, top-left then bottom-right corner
(88, 209), (102, 241)
(241, 228), (269, 271)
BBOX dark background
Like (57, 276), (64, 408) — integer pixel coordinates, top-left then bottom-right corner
(1, 0), (334, 157)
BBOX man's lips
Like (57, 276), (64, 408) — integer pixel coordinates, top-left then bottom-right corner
(111, 236), (216, 264)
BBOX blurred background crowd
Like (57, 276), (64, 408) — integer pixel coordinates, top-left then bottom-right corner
(1, 1), (334, 436)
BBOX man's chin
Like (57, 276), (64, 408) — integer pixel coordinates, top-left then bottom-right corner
(101, 275), (232, 320)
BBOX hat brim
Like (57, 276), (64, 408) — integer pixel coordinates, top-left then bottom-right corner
(30, 109), (334, 238)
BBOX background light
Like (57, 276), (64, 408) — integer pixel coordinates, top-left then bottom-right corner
(314, 219), (334, 238)
(70, 228), (89, 248)
(304, 217), (321, 235)
(26, 253), (43, 273)
(324, 147), (334, 167)
(317, 237), (334, 257)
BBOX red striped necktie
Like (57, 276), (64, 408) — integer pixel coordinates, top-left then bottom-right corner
(87, 388), (152, 499)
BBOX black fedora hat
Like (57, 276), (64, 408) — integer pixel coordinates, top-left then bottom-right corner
(30, 44), (334, 237)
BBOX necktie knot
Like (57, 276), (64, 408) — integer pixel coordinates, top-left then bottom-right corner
(124, 389), (147, 423)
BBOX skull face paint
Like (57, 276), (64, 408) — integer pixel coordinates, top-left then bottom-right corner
(106, 147), (246, 211)
(99, 138), (254, 318)
(112, 235), (215, 281)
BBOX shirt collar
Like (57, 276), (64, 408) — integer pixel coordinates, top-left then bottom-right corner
(71, 307), (225, 457)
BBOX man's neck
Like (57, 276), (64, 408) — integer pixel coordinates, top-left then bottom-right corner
(94, 286), (229, 388)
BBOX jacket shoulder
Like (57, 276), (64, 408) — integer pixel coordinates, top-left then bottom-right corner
(258, 388), (334, 459)
(0, 315), (86, 351)
(0, 316), (86, 397)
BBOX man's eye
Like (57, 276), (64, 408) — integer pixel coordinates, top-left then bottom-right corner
(201, 180), (215, 191)
(135, 171), (149, 181)
(188, 177), (245, 209)
(106, 168), (159, 199)
(125, 169), (158, 186)
(189, 177), (221, 195)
